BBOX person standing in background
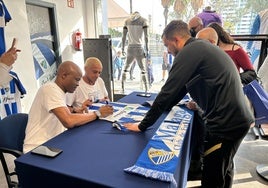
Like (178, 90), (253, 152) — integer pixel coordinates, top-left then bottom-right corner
(113, 50), (123, 81)
(188, 16), (204, 37)
(121, 11), (149, 93)
(196, 27), (218, 45)
(208, 22), (257, 85)
(161, 51), (172, 82)
(197, 6), (222, 27)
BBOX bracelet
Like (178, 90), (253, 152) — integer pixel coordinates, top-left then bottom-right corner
(94, 110), (101, 119)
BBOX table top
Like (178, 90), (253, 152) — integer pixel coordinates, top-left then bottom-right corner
(15, 92), (191, 188)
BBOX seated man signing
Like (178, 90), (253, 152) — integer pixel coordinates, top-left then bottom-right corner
(23, 61), (113, 153)
(66, 57), (109, 113)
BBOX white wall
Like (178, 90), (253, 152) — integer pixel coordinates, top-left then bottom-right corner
(3, 0), (97, 113)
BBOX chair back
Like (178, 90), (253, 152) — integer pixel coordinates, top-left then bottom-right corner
(0, 113), (28, 188)
(0, 113), (28, 152)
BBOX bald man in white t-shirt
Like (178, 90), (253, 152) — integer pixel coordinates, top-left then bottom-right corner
(24, 61), (113, 153)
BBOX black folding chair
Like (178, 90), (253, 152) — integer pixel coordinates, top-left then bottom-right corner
(0, 113), (28, 188)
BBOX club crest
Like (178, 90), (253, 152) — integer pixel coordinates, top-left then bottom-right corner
(148, 147), (175, 165)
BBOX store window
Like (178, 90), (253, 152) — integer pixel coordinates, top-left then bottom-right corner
(105, 0), (268, 95)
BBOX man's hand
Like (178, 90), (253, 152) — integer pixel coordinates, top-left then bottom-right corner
(99, 105), (113, 117)
(0, 47), (20, 66)
(124, 122), (141, 132)
(186, 100), (198, 111)
(71, 99), (92, 114)
(80, 99), (93, 113)
(82, 99), (93, 108)
(186, 100), (203, 113)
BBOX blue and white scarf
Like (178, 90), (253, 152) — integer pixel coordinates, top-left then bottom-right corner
(124, 105), (194, 186)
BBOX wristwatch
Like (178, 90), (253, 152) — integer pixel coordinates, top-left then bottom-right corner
(94, 110), (101, 119)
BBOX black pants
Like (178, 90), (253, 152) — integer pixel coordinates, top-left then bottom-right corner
(201, 129), (248, 188)
(191, 111), (205, 160)
(188, 111), (205, 180)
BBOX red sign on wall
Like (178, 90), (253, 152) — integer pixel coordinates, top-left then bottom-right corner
(67, 0), (74, 8)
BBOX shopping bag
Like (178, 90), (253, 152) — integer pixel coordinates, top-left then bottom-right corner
(243, 80), (268, 125)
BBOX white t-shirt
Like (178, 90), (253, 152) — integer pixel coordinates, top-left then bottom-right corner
(66, 77), (108, 107)
(23, 82), (67, 153)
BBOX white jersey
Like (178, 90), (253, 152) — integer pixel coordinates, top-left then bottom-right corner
(0, 69), (24, 119)
(66, 77), (108, 108)
(23, 82), (67, 153)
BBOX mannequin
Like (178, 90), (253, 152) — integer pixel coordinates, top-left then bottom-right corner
(121, 11), (149, 93)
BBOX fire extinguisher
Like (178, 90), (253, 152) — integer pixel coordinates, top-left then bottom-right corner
(72, 29), (82, 51)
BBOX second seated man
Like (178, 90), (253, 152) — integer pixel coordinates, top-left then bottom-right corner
(66, 57), (110, 113)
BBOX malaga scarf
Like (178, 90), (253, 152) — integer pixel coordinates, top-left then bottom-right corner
(124, 105), (194, 186)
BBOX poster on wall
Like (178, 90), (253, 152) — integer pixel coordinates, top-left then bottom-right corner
(31, 32), (57, 86)
(26, 3), (58, 87)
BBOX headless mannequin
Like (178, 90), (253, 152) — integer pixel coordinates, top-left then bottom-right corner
(121, 12), (149, 93)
